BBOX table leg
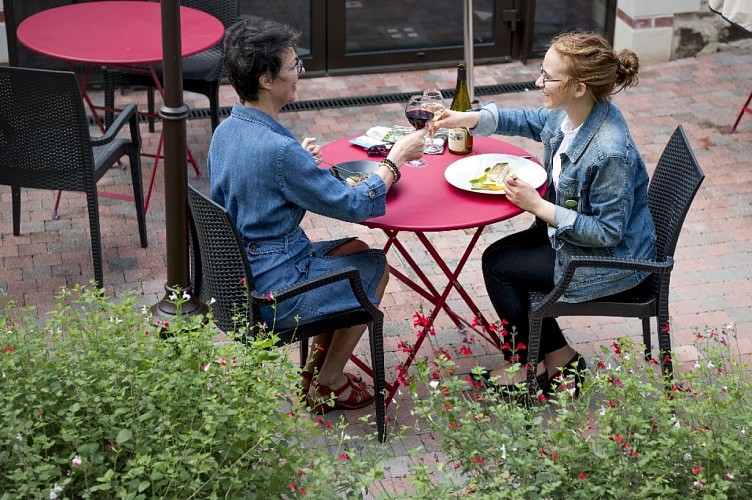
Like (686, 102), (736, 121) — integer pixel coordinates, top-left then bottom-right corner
(353, 227), (501, 407)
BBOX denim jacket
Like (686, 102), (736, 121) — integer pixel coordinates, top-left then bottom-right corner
(474, 100), (656, 302)
(207, 104), (388, 291)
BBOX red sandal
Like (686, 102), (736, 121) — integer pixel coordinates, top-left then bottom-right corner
(307, 373), (374, 414)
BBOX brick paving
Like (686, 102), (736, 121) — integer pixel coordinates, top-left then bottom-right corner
(2, 47), (752, 493)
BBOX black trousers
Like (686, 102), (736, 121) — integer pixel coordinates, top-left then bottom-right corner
(482, 220), (567, 363)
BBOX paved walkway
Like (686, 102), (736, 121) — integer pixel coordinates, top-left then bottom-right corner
(2, 47), (752, 493)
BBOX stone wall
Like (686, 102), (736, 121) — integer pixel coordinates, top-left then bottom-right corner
(673, 0), (752, 59)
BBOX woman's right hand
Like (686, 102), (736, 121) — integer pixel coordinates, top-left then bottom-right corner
(432, 109), (480, 131)
(387, 129), (425, 165)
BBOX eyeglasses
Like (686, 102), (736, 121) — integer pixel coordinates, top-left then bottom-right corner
(538, 64), (563, 85)
(366, 145), (390, 157)
(290, 56), (304, 76)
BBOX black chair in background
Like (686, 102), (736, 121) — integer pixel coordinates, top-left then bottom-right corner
(103, 0), (240, 132)
(186, 185), (388, 442)
(526, 125), (705, 392)
(0, 66), (148, 287)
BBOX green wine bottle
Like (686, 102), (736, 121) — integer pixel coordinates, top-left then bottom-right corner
(448, 61), (473, 155)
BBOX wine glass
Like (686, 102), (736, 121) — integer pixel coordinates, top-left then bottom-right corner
(404, 94), (432, 167)
(422, 88), (445, 154)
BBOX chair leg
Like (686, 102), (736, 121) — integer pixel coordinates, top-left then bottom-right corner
(657, 313), (673, 385)
(367, 314), (387, 442)
(526, 315), (544, 393)
(128, 148), (148, 248)
(11, 185), (21, 236)
(209, 84), (220, 131)
(103, 72), (115, 129)
(642, 317), (652, 362)
(148, 88), (156, 133)
(86, 191), (104, 288)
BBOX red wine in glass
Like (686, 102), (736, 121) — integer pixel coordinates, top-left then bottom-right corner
(405, 108), (433, 130)
(404, 94), (429, 167)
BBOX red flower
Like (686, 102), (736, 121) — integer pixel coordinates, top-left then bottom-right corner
(515, 342), (527, 351)
(339, 453), (349, 460)
(610, 342), (621, 355)
(471, 317), (480, 328)
(607, 400), (617, 408)
(448, 421), (461, 428)
(445, 402), (452, 410)
(693, 464), (702, 475)
(459, 345), (472, 356)
(597, 360), (606, 369)
(315, 344), (325, 352)
(661, 323), (671, 333)
(579, 472), (587, 480)
(550, 453), (559, 461)
(2, 345), (14, 353)
(614, 434), (624, 443)
(471, 457), (484, 464)
(538, 449), (547, 457)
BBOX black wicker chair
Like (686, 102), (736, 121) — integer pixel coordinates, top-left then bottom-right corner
(0, 66), (147, 287)
(103, 0), (240, 132)
(186, 185), (388, 442)
(526, 125), (705, 391)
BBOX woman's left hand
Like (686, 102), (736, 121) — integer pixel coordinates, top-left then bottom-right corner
(301, 137), (322, 163)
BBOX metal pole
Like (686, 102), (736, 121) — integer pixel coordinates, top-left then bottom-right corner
(463, 0), (475, 103)
(151, 0), (207, 322)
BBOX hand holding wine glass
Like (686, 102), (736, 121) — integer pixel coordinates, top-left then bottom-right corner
(404, 94), (433, 167)
(421, 89), (445, 154)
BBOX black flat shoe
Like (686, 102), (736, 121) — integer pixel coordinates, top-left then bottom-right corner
(547, 352), (587, 397)
(471, 368), (549, 403)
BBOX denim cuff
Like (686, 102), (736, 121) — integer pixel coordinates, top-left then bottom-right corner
(470, 100), (499, 137)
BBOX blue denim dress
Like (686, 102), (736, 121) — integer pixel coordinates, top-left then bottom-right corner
(473, 100), (656, 302)
(208, 104), (388, 328)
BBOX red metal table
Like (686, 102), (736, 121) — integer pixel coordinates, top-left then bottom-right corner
(16, 1), (225, 211)
(321, 136), (546, 404)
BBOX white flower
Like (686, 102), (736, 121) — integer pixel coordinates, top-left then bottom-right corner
(169, 292), (178, 301)
(741, 427), (747, 436)
(182, 290), (191, 300)
(683, 452), (692, 461)
(71, 454), (82, 467)
(209, 297), (217, 305)
(599, 406), (606, 416)
(623, 354), (630, 361)
(141, 305), (148, 315)
(694, 362), (701, 369)
(16, 433), (22, 442)
(707, 360), (715, 369)
(344, 434), (352, 440)
(50, 483), (64, 499)
(500, 443), (507, 460)
(429, 380), (440, 389)
(726, 471), (735, 479)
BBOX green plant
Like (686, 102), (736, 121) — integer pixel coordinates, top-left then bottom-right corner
(404, 323), (752, 498)
(0, 285), (384, 498)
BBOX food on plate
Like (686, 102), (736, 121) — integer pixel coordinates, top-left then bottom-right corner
(469, 162), (517, 191)
(344, 173), (368, 186)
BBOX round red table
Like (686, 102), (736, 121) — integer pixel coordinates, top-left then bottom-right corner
(321, 136), (544, 231)
(16, 1), (226, 212)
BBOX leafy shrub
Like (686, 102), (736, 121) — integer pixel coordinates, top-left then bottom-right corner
(405, 324), (752, 498)
(0, 286), (383, 498)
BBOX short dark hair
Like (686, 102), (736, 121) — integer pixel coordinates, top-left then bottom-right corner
(222, 19), (301, 103)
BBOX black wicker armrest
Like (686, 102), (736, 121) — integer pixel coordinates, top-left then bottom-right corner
(532, 255), (674, 312)
(89, 104), (140, 147)
(249, 266), (379, 316)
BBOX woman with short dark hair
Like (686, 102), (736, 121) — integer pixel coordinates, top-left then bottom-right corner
(209, 20), (425, 413)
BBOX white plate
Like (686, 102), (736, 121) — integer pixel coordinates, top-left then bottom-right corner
(444, 154), (547, 194)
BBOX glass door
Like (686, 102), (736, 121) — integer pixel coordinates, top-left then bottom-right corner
(239, 0), (521, 76)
